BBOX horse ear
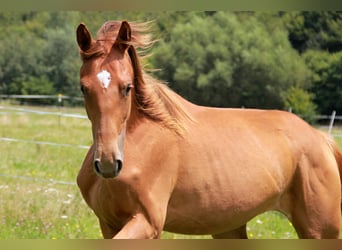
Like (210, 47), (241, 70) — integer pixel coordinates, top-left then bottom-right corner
(115, 21), (131, 50)
(77, 23), (93, 52)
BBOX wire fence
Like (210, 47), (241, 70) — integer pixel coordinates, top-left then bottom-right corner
(0, 137), (89, 149)
(0, 102), (88, 185)
(0, 94), (83, 102)
(0, 105), (87, 119)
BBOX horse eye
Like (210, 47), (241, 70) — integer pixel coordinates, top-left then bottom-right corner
(124, 83), (133, 96)
(80, 85), (87, 95)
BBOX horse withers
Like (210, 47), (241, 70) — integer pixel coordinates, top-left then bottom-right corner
(76, 20), (342, 239)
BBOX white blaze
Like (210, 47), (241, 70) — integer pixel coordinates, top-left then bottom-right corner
(97, 70), (111, 89)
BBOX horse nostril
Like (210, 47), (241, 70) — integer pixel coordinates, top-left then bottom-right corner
(116, 159), (123, 174)
(94, 160), (101, 174)
(94, 159), (122, 177)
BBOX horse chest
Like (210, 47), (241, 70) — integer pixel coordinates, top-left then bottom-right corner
(86, 167), (149, 223)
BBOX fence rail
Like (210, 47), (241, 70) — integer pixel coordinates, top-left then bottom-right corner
(0, 105), (87, 119)
(0, 94), (83, 101)
(0, 137), (89, 149)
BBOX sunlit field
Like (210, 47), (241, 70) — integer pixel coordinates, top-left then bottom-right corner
(1, 103), (342, 239)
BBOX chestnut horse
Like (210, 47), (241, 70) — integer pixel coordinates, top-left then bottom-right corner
(76, 20), (342, 239)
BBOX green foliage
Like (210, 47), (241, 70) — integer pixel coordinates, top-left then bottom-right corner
(43, 27), (79, 96)
(0, 12), (82, 98)
(303, 50), (342, 114)
(0, 31), (44, 94)
(284, 86), (317, 123)
(152, 12), (310, 109)
(284, 11), (342, 53)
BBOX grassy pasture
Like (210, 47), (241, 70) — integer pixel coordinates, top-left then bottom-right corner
(0, 103), (342, 239)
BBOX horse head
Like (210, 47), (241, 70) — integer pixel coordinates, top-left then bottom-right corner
(76, 21), (134, 178)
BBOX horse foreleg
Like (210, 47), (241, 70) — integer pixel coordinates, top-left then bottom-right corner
(113, 213), (161, 239)
(212, 225), (248, 239)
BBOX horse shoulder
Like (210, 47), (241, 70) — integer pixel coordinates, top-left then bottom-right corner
(77, 145), (99, 207)
(121, 122), (181, 207)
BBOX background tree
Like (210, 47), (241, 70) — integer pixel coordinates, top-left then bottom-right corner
(0, 30), (47, 95)
(302, 50), (342, 114)
(152, 12), (310, 110)
(282, 11), (342, 114)
(284, 11), (342, 53)
(284, 86), (317, 123)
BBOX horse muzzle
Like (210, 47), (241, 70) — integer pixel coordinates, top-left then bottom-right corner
(94, 158), (123, 178)
(93, 127), (126, 178)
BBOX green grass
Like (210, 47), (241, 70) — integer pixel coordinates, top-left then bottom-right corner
(0, 104), (101, 239)
(0, 103), (342, 239)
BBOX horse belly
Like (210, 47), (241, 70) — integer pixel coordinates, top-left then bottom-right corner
(164, 185), (281, 235)
(164, 161), (284, 235)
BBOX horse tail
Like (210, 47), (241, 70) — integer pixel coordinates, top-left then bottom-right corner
(324, 132), (342, 210)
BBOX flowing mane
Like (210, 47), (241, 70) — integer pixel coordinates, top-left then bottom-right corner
(79, 21), (192, 135)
